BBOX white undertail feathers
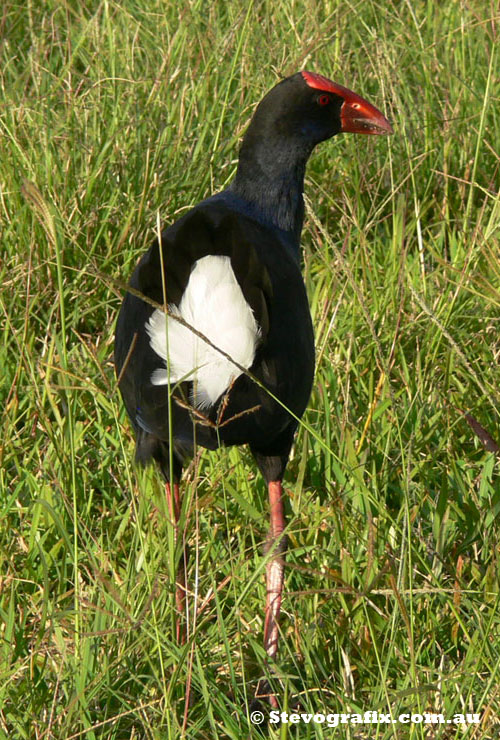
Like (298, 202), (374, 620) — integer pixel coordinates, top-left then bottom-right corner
(146, 255), (260, 408)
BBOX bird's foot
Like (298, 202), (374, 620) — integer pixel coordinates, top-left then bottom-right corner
(252, 677), (281, 711)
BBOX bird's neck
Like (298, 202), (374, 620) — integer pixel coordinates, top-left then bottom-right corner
(229, 135), (312, 249)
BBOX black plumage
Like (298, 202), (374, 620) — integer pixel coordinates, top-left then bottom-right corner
(114, 203), (313, 483)
(114, 70), (392, 701)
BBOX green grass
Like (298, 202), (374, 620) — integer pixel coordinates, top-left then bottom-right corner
(1, 0), (499, 737)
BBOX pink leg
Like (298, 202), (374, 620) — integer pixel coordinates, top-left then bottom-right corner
(263, 480), (287, 660)
(256, 480), (286, 709)
(166, 481), (186, 644)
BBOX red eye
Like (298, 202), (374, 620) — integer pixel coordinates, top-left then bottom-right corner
(318, 94), (330, 106)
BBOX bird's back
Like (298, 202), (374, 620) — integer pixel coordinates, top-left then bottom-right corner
(114, 199), (315, 478)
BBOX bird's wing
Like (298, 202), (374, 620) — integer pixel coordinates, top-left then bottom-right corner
(137, 206), (273, 332)
(125, 206), (274, 416)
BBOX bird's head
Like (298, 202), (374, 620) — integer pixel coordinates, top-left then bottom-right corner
(249, 70), (393, 148)
(232, 70), (393, 236)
